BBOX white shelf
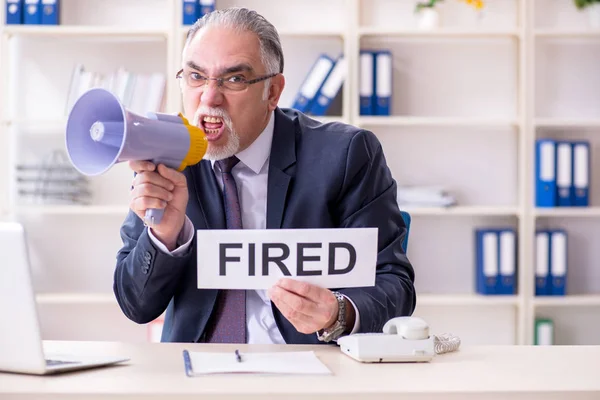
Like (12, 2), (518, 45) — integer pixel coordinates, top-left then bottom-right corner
(4, 118), (66, 127)
(533, 295), (600, 307)
(180, 26), (344, 38)
(2, 25), (168, 39)
(36, 293), (116, 305)
(401, 206), (520, 217)
(356, 116), (519, 128)
(535, 30), (600, 38)
(418, 294), (520, 307)
(16, 205), (129, 215)
(359, 27), (521, 38)
(534, 207), (600, 218)
(534, 118), (600, 128)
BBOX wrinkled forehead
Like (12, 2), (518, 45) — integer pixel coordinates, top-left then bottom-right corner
(184, 26), (264, 74)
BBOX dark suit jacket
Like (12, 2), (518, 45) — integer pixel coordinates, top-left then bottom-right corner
(113, 107), (416, 344)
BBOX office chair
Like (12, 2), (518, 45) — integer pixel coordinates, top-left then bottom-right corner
(400, 211), (411, 253)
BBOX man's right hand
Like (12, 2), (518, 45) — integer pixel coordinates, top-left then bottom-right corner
(129, 161), (189, 251)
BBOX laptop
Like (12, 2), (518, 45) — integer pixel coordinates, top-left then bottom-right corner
(0, 221), (129, 375)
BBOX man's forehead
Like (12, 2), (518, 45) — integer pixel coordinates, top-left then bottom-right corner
(188, 26), (259, 53)
(185, 26), (262, 70)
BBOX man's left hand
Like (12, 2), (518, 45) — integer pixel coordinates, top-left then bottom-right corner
(268, 278), (341, 335)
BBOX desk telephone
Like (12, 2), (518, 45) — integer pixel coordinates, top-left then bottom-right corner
(337, 317), (460, 363)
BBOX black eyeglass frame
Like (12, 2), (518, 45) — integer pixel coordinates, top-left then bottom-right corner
(175, 69), (278, 90)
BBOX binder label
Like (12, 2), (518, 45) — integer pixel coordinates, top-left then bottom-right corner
(483, 232), (498, 280)
(499, 231), (515, 276)
(573, 143), (589, 188)
(551, 232), (567, 276)
(535, 232), (549, 279)
(375, 53), (392, 97)
(540, 141), (555, 181)
(359, 52), (373, 96)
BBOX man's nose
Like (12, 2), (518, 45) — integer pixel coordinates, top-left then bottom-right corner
(200, 80), (224, 107)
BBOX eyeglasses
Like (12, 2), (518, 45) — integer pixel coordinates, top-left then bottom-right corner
(175, 69), (278, 92)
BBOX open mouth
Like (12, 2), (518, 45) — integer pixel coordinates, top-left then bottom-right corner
(200, 115), (225, 141)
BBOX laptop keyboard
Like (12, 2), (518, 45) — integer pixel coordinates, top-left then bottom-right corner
(46, 359), (80, 367)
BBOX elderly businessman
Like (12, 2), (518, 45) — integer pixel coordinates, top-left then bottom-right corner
(113, 7), (415, 344)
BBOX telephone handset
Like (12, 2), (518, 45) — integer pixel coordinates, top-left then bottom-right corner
(337, 316), (460, 363)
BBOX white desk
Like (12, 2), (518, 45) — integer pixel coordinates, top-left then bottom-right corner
(1, 341), (599, 399)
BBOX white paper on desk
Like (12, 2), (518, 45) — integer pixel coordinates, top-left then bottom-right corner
(186, 351), (332, 375)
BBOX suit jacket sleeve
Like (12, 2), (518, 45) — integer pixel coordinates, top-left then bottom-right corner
(113, 210), (194, 324)
(335, 129), (416, 334)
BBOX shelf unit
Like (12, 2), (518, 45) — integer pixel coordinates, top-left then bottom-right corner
(528, 0), (600, 345)
(1, 0), (598, 346)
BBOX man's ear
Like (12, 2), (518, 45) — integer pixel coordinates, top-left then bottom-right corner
(267, 74), (285, 111)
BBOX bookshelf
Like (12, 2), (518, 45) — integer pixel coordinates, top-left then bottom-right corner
(0, 0), (598, 346)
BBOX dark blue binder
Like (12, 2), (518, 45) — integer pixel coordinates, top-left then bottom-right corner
(291, 54), (335, 113)
(373, 50), (392, 116)
(556, 141), (573, 207)
(549, 230), (567, 296)
(571, 141), (590, 207)
(40, 0), (58, 25)
(359, 50), (374, 116)
(535, 139), (557, 207)
(23, 0), (40, 24)
(475, 229), (498, 295)
(497, 229), (517, 295)
(535, 230), (550, 296)
(6, 0), (22, 24)
(199, 0), (215, 17)
(309, 55), (345, 116)
(183, 0), (199, 25)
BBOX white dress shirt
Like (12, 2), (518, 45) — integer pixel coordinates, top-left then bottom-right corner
(149, 111), (359, 343)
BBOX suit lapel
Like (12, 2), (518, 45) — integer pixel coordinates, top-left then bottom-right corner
(186, 161), (224, 342)
(188, 160), (226, 230)
(267, 109), (296, 229)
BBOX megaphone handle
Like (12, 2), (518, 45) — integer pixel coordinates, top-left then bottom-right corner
(144, 208), (164, 227)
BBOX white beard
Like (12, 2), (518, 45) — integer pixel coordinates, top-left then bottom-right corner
(192, 106), (241, 161)
(204, 130), (240, 161)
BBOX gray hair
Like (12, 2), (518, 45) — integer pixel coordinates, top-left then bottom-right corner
(184, 7), (284, 78)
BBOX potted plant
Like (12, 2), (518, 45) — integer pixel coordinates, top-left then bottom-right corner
(414, 0), (485, 30)
(414, 0), (443, 30)
(574, 0), (600, 28)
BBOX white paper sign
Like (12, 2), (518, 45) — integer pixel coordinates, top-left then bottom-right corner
(196, 228), (378, 289)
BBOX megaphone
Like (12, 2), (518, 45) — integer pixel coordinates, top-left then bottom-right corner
(65, 88), (208, 226)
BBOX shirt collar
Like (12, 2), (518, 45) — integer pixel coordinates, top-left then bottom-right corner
(210, 111), (274, 174)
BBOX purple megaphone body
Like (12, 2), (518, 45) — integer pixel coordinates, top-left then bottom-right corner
(65, 88), (207, 226)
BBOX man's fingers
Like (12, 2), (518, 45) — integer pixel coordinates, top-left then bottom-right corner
(269, 287), (316, 333)
(156, 164), (187, 187)
(130, 197), (167, 213)
(131, 183), (174, 203)
(128, 160), (156, 173)
(133, 170), (175, 192)
(269, 286), (315, 320)
(276, 278), (322, 302)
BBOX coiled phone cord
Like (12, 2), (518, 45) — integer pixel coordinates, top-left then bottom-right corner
(433, 333), (461, 354)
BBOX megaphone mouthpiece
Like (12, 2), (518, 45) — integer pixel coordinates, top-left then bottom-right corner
(89, 121), (124, 148)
